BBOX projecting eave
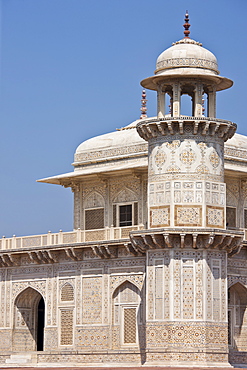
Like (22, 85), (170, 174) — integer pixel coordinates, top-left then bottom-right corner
(37, 158), (148, 185)
(224, 163), (247, 178)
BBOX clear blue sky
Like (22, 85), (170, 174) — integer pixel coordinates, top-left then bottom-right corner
(0, 0), (246, 237)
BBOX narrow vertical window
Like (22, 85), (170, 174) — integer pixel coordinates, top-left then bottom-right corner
(124, 308), (137, 344)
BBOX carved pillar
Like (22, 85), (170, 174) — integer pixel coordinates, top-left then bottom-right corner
(172, 82), (181, 117)
(194, 82), (203, 117)
(208, 86), (216, 117)
(157, 86), (165, 118)
(73, 183), (81, 230)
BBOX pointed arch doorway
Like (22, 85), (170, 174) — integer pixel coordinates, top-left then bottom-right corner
(13, 287), (45, 352)
(228, 283), (247, 351)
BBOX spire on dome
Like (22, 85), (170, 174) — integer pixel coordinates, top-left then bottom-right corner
(140, 89), (147, 119)
(183, 11), (190, 38)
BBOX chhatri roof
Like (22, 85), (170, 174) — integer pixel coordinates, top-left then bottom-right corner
(141, 12), (232, 92)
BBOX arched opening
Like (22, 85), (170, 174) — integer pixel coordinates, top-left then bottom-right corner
(165, 92), (172, 116)
(228, 283), (247, 351)
(202, 93), (207, 116)
(13, 287), (45, 352)
(37, 297), (45, 351)
(180, 94), (193, 116)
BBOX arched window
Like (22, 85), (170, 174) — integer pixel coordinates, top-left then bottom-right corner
(113, 281), (141, 345)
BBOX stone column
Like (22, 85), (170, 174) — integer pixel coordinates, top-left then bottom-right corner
(157, 86), (165, 118)
(208, 87), (216, 117)
(194, 82), (204, 117)
(72, 183), (81, 229)
(172, 82), (181, 117)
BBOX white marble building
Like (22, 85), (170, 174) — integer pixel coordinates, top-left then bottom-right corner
(1, 13), (247, 367)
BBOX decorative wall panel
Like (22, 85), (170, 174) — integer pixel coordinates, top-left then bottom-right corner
(150, 206), (170, 227)
(82, 276), (102, 324)
(60, 309), (73, 345)
(76, 327), (109, 349)
(174, 205), (202, 226)
(206, 206), (224, 228)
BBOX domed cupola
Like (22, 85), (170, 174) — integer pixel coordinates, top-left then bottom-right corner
(155, 38), (219, 77)
(141, 12), (233, 118)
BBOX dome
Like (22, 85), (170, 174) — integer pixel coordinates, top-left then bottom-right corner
(155, 38), (219, 77)
(74, 119), (147, 165)
(75, 120), (144, 154)
(141, 38), (233, 92)
(226, 133), (247, 150)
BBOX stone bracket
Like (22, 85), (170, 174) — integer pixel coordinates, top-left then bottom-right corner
(65, 247), (81, 261)
(136, 117), (237, 142)
(130, 228), (244, 255)
(90, 245), (116, 259)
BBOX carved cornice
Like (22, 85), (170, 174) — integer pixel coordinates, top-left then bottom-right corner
(137, 117), (236, 142)
(130, 228), (244, 256)
(225, 147), (247, 162)
(156, 57), (219, 74)
(73, 143), (148, 165)
(0, 239), (143, 267)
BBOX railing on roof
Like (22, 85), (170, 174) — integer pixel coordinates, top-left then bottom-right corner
(0, 225), (145, 250)
(1, 225), (246, 251)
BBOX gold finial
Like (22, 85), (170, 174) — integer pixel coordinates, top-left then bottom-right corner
(183, 10), (190, 38)
(140, 89), (147, 119)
